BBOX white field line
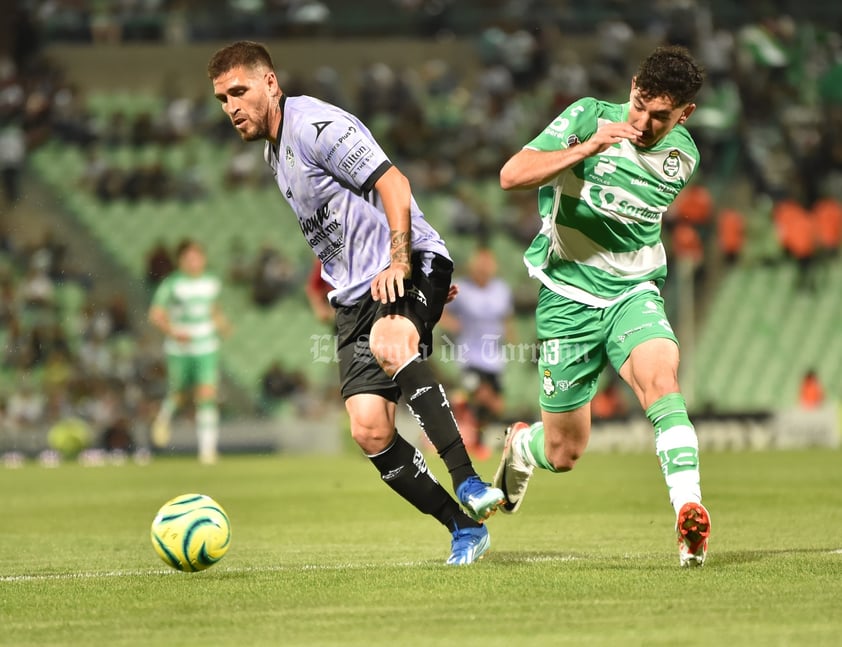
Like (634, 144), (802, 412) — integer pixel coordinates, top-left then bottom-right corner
(0, 555), (578, 583)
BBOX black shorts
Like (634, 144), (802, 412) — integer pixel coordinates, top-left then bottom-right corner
(334, 251), (453, 402)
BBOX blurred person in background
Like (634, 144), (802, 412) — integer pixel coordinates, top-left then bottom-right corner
(148, 239), (231, 465)
(439, 247), (515, 459)
(798, 369), (824, 409)
(207, 40), (504, 565)
(304, 258), (334, 326)
(494, 45), (711, 567)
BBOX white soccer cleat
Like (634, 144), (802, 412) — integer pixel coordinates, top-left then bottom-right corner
(492, 422), (534, 513)
(676, 501), (711, 567)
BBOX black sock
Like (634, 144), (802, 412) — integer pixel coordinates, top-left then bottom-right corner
(368, 432), (479, 532)
(393, 356), (477, 489)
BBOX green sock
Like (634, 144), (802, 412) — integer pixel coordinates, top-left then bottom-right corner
(514, 422), (562, 473)
(646, 393), (701, 514)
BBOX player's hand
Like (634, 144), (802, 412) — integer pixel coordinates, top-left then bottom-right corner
(371, 262), (411, 304)
(446, 284), (459, 304)
(172, 330), (192, 343)
(583, 122), (643, 155)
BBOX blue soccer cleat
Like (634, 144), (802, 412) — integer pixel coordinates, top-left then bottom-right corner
(446, 525), (491, 565)
(456, 475), (505, 522)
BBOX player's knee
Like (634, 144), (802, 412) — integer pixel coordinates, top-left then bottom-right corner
(370, 323), (417, 374)
(545, 446), (581, 472)
(349, 418), (395, 454)
(642, 374), (680, 402)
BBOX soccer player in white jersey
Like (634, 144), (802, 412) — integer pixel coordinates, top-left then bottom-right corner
(207, 41), (504, 565)
(148, 239), (231, 465)
(493, 46), (712, 566)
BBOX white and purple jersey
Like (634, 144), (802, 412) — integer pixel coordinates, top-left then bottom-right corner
(264, 95), (450, 306)
(446, 278), (513, 375)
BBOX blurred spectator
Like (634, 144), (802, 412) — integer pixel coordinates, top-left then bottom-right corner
(101, 415), (134, 452)
(672, 184), (713, 230)
(227, 236), (253, 286)
(439, 247), (515, 457)
(224, 141), (264, 189)
(0, 275), (19, 325)
(89, 0), (122, 44)
(304, 259), (334, 325)
(716, 208), (746, 266)
(671, 222), (704, 266)
(104, 293), (132, 337)
(251, 244), (295, 307)
(258, 359), (308, 415)
(145, 239), (174, 287)
(591, 376), (630, 421)
(19, 254), (55, 310)
(774, 198), (816, 291)
(6, 379), (46, 438)
(798, 369), (824, 409)
(812, 197), (842, 260)
(0, 113), (25, 206)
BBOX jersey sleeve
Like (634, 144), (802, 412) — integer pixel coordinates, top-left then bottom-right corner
(525, 97), (600, 152)
(304, 115), (392, 193)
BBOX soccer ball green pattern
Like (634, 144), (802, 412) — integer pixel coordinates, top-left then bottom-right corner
(150, 493), (231, 572)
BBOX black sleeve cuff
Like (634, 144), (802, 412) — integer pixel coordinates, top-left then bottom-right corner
(361, 160), (392, 193)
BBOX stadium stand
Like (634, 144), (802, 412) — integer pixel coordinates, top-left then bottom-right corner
(3, 2), (841, 458)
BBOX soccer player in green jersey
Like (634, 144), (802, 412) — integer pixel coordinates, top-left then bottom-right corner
(148, 239), (231, 465)
(493, 46), (712, 566)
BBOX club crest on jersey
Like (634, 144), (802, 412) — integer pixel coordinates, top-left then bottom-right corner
(663, 150), (680, 178)
(285, 146), (295, 168)
(542, 369), (555, 397)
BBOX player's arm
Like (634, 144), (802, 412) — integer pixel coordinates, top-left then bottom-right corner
(149, 304), (187, 342)
(501, 98), (642, 191)
(500, 120), (642, 191)
(371, 165), (412, 304)
(500, 146), (592, 191)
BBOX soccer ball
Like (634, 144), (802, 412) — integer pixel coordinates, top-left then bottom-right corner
(150, 493), (231, 572)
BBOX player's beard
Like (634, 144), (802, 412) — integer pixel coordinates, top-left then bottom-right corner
(236, 109), (270, 142)
(238, 119), (267, 142)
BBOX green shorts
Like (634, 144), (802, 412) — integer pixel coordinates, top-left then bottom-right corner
(166, 352), (220, 393)
(535, 287), (678, 413)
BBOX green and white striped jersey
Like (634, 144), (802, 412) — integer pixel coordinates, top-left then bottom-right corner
(151, 271), (222, 356)
(523, 97), (700, 307)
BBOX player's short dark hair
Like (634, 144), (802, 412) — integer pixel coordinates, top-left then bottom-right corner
(634, 45), (705, 107)
(207, 41), (275, 80)
(175, 238), (202, 260)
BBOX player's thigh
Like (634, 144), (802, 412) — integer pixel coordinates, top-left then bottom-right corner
(369, 315), (419, 367)
(604, 292), (678, 372)
(535, 288), (606, 414)
(166, 354), (191, 393)
(193, 352), (220, 401)
(604, 292), (680, 401)
(618, 338), (680, 407)
(334, 300), (400, 402)
(373, 251), (453, 359)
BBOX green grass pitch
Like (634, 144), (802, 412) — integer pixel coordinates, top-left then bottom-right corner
(2, 449), (841, 646)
